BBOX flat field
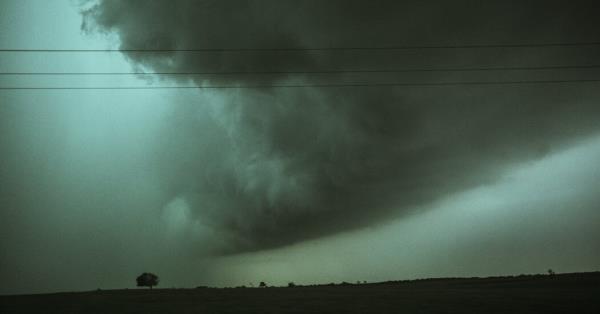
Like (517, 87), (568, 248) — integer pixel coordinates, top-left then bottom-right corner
(2, 272), (599, 313)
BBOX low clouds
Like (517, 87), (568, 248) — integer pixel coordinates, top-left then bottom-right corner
(82, 0), (600, 253)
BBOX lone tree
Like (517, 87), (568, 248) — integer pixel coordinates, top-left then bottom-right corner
(259, 281), (267, 288)
(136, 272), (159, 289)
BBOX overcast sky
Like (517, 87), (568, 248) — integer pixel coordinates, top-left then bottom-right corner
(1, 0), (599, 295)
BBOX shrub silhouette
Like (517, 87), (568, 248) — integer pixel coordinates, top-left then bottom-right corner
(288, 282), (296, 287)
(136, 272), (159, 289)
(259, 281), (267, 288)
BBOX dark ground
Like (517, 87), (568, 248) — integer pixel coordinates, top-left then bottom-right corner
(1, 272), (599, 314)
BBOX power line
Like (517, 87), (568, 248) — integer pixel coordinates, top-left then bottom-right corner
(1, 79), (599, 90)
(2, 64), (600, 76)
(1, 42), (600, 52)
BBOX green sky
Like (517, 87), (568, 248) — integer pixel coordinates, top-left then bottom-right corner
(1, 0), (599, 294)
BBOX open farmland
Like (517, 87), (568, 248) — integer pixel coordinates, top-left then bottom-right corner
(2, 272), (599, 314)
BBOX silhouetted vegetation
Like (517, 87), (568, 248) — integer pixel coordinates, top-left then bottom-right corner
(2, 272), (599, 314)
(259, 281), (267, 288)
(136, 272), (159, 289)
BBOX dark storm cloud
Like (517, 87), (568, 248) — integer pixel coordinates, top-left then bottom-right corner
(83, 0), (600, 253)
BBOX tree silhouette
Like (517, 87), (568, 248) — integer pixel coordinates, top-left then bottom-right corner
(136, 272), (159, 289)
(259, 281), (267, 288)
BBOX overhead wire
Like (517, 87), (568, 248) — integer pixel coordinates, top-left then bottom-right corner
(1, 64), (600, 76)
(1, 41), (600, 52)
(1, 41), (599, 90)
(1, 79), (600, 90)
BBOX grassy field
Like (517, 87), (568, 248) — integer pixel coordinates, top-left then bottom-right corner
(2, 272), (599, 313)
